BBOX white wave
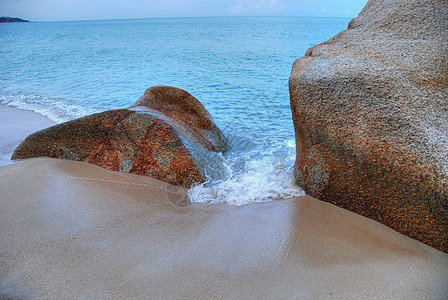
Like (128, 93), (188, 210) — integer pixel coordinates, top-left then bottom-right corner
(188, 139), (304, 206)
(0, 90), (95, 123)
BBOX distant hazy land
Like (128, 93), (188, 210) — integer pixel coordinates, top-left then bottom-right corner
(0, 17), (29, 23)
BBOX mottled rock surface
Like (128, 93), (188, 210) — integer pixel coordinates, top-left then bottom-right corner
(12, 86), (227, 187)
(289, 0), (448, 252)
(129, 86), (227, 153)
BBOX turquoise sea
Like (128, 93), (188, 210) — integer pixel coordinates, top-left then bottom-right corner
(0, 17), (351, 205)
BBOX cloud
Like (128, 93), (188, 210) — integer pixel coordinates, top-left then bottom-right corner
(228, 0), (286, 15)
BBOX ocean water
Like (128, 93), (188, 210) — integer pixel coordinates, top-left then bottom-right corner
(0, 17), (351, 205)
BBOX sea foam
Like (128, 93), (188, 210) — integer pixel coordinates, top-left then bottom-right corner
(0, 90), (95, 123)
(189, 139), (304, 206)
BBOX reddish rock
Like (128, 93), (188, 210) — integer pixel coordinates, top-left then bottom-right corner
(12, 87), (227, 188)
(129, 85), (227, 153)
(289, 0), (448, 252)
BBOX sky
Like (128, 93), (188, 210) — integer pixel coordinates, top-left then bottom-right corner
(0, 0), (369, 21)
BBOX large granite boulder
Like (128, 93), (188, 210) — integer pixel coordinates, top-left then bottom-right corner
(289, 0), (448, 252)
(12, 86), (227, 188)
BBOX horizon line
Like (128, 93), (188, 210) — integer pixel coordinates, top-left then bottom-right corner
(3, 15), (356, 23)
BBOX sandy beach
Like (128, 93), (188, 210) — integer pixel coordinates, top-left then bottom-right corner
(1, 104), (447, 299)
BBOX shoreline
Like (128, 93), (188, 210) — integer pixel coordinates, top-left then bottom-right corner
(0, 104), (56, 162)
(1, 104), (448, 298)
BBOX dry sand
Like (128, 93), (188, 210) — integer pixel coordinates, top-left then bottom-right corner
(0, 104), (447, 299)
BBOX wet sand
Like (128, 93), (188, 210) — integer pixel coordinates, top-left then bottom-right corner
(0, 105), (55, 163)
(1, 104), (447, 299)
